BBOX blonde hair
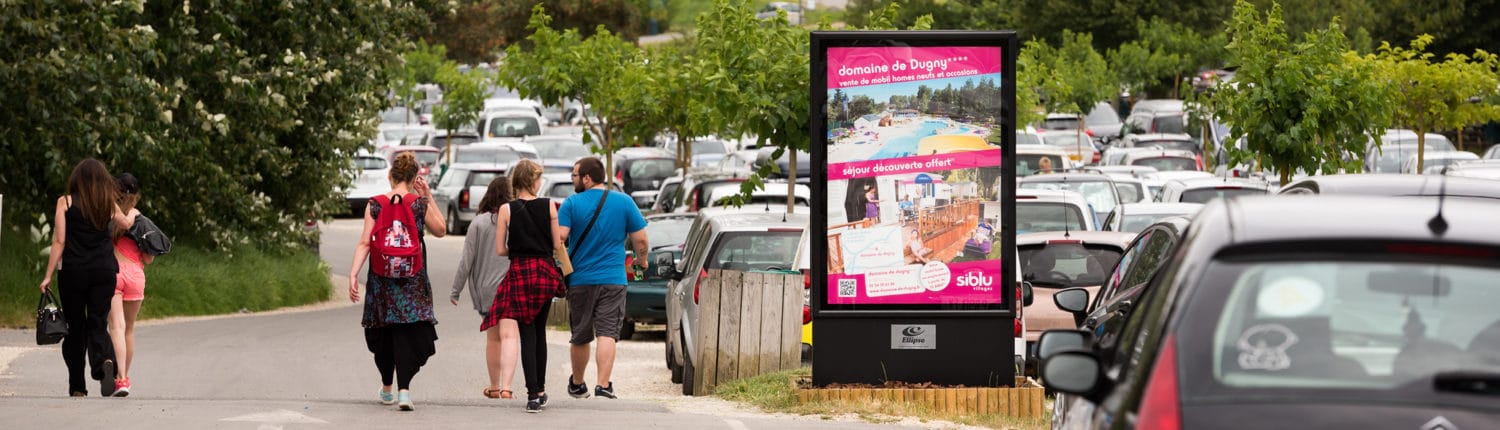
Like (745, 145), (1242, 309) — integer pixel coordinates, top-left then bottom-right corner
(390, 152), (420, 184)
(510, 159), (543, 194)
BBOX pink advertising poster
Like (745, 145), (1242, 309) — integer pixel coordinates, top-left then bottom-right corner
(825, 46), (1005, 306)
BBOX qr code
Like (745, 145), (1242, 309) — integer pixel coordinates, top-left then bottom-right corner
(838, 279), (858, 298)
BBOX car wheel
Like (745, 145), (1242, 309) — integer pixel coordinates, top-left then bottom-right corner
(668, 338), (683, 384)
(681, 340), (696, 396)
(448, 207), (460, 235)
(619, 319), (636, 341)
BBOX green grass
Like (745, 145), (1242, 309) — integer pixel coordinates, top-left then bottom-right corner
(1, 221), (331, 328)
(715, 368), (1050, 430)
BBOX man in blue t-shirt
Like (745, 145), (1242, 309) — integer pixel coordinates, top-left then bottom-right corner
(558, 157), (648, 400)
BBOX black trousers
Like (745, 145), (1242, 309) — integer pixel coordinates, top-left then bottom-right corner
(518, 301), (552, 399)
(370, 323), (437, 390)
(58, 269), (117, 394)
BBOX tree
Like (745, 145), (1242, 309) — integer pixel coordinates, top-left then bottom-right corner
(1107, 40), (1167, 103)
(1213, 0), (1393, 183)
(1370, 35), (1500, 170)
(0, 0), (427, 248)
(1026, 31), (1116, 158)
(640, 43), (718, 174)
(423, 0), (648, 65)
(393, 41), (449, 125)
(1135, 18), (1227, 98)
(496, 6), (654, 182)
(432, 64), (489, 166)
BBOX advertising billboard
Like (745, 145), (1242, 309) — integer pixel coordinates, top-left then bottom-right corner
(815, 37), (1013, 312)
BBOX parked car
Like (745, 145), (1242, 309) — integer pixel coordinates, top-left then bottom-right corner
(755, 146), (812, 181)
(1442, 159), (1500, 180)
(755, 1), (802, 24)
(701, 182), (810, 210)
(1016, 189), (1099, 233)
(1403, 151), (1480, 174)
(1017, 231), (1133, 359)
(344, 153), (390, 216)
(1039, 129), (1101, 166)
(1127, 99), (1184, 116)
(526, 134), (593, 174)
(1084, 102), (1123, 146)
(375, 124), (433, 150)
(1042, 113), (1082, 131)
(1085, 165), (1159, 180)
(1052, 216), (1193, 362)
(1108, 177), (1150, 204)
(1364, 130), (1456, 173)
(437, 142), (535, 177)
(1115, 133), (1199, 155)
(655, 173), (748, 214)
(614, 147), (678, 209)
(1157, 177), (1273, 204)
(1122, 148), (1202, 172)
(1019, 173), (1122, 223)
(659, 208), (809, 395)
(476, 111), (543, 140)
(380, 145), (440, 179)
(620, 213), (696, 340)
(1485, 144), (1500, 159)
(1279, 174), (1500, 200)
(431, 165), (508, 235)
(1121, 109), (1188, 140)
(419, 130), (482, 153)
(1040, 195), (1500, 429)
(688, 139), (731, 168)
(1101, 203), (1203, 233)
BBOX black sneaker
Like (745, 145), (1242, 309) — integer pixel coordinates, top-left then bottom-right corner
(525, 399), (542, 413)
(99, 360), (117, 397)
(567, 379), (589, 399)
(537, 393), (549, 408)
(594, 382), (616, 399)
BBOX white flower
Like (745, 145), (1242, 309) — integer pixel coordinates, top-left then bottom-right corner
(161, 110), (173, 124)
(183, 0), (191, 15)
(212, 113), (226, 122)
(133, 25), (154, 34)
(284, 54), (295, 65)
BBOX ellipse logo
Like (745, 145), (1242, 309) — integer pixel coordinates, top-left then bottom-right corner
(891, 324), (936, 350)
(901, 326), (926, 337)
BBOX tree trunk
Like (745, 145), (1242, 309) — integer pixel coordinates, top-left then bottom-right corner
(1415, 129), (1426, 174)
(1173, 72), (1181, 99)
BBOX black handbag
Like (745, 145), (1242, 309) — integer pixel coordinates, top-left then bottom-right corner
(128, 213), (171, 256)
(36, 289), (68, 345)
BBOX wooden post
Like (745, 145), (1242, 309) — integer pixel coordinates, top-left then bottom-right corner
(781, 273), (803, 369)
(738, 272), (763, 380)
(715, 270), (743, 390)
(695, 270), (723, 396)
(759, 273), (783, 375)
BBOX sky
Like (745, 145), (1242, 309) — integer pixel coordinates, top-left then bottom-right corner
(834, 73), (1004, 105)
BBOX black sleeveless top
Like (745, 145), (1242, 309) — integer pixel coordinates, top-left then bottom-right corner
(507, 199), (553, 258)
(63, 200), (119, 273)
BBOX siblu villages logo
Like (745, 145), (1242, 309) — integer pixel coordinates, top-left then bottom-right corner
(954, 269), (995, 291)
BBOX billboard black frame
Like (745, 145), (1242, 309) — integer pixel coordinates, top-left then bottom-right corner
(810, 30), (1018, 318)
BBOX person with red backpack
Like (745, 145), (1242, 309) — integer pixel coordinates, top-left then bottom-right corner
(347, 152), (447, 411)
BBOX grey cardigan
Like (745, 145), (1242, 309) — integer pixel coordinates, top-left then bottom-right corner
(450, 212), (509, 314)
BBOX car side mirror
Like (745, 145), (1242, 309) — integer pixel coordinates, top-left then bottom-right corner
(651, 251), (677, 279)
(1041, 350), (1110, 403)
(1037, 329), (1092, 361)
(1054, 287), (1090, 314)
(1021, 281), (1035, 307)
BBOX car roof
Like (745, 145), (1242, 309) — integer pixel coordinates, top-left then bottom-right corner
(1129, 133), (1194, 142)
(1113, 202), (1205, 215)
(1016, 144), (1068, 155)
(1016, 231), (1136, 248)
(697, 208), (810, 231)
(1124, 149), (1197, 160)
(1146, 170), (1214, 181)
(646, 213), (696, 222)
(1019, 172), (1115, 182)
(1016, 189), (1091, 203)
(1211, 195), (1500, 245)
(1167, 177), (1274, 189)
(1279, 174), (1500, 199)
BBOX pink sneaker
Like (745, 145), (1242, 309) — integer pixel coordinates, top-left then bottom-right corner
(113, 378), (131, 397)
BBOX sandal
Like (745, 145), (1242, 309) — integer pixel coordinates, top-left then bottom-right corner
(484, 388), (514, 399)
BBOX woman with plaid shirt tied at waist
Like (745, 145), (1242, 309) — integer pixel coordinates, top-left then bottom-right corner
(481, 159), (565, 413)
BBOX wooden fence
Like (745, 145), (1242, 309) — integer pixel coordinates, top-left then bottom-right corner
(691, 269), (804, 396)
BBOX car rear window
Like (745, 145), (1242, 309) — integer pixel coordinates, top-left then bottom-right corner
(1016, 202), (1090, 233)
(1018, 154), (1064, 176)
(1152, 115), (1185, 134)
(486, 117), (541, 138)
(1137, 139), (1197, 153)
(1018, 243), (1124, 288)
(355, 156), (388, 170)
(1114, 183), (1142, 203)
(1182, 257), (1500, 407)
(694, 181), (746, 210)
(1019, 180), (1119, 213)
(1016, 132), (1044, 146)
(1044, 117), (1080, 131)
(1133, 156), (1198, 172)
(548, 183), (575, 199)
(456, 148), (521, 165)
(1179, 187), (1266, 203)
(467, 170), (505, 188)
(394, 150), (441, 167)
(707, 231), (801, 272)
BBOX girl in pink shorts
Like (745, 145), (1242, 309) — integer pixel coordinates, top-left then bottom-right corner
(107, 174), (153, 396)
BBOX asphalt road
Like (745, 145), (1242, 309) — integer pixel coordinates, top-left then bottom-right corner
(0, 218), (915, 429)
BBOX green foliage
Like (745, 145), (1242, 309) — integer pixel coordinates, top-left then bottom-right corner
(1369, 35), (1500, 167)
(1025, 31), (1116, 118)
(1213, 0), (1393, 183)
(0, 0), (427, 250)
(641, 43), (718, 171)
(431, 64), (490, 145)
(1135, 18), (1227, 98)
(429, 0), (647, 65)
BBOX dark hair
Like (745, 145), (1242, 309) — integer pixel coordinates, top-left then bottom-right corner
(477, 175), (512, 215)
(67, 159), (117, 231)
(574, 157), (605, 185)
(390, 152), (419, 184)
(115, 173), (141, 233)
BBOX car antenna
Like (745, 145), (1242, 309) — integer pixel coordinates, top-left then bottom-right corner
(1061, 176), (1072, 239)
(1428, 174), (1449, 236)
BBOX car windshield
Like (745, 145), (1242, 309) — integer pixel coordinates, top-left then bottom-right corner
(1153, 115), (1186, 134)
(1186, 258), (1500, 406)
(1016, 132), (1043, 146)
(355, 156), (388, 170)
(548, 182), (575, 198)
(537, 143), (590, 160)
(380, 107), (419, 124)
(1179, 187), (1266, 204)
(1136, 139), (1197, 153)
(1016, 202), (1090, 233)
(1086, 104), (1121, 126)
(1114, 183), (1142, 203)
(1119, 213), (1176, 233)
(1017, 154), (1065, 176)
(695, 181), (745, 210)
(382, 129), (427, 142)
(1044, 117), (1081, 131)
(1018, 243), (1123, 287)
(393, 151), (440, 167)
(455, 148), (521, 165)
(707, 231), (801, 272)
(1133, 156), (1198, 172)
(644, 218), (695, 249)
(485, 117), (541, 138)
(693, 141), (728, 155)
(1373, 144), (1438, 173)
(1043, 133), (1087, 149)
(433, 135), (481, 149)
(626, 158), (675, 182)
(1019, 180), (1119, 213)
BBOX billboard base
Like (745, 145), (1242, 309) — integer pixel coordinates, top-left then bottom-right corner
(812, 317), (1014, 387)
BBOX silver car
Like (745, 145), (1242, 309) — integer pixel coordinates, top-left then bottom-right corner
(657, 207), (808, 395)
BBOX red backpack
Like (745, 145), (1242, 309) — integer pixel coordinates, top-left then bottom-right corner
(369, 194), (424, 278)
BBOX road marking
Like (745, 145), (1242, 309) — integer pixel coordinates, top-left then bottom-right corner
(725, 418), (750, 430)
(221, 409), (328, 429)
